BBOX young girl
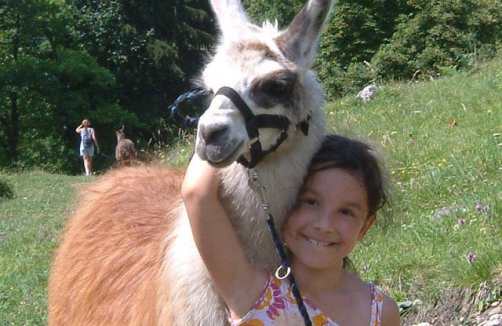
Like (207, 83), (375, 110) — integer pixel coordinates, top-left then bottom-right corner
(182, 134), (400, 325)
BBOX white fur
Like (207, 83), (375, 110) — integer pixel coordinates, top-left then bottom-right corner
(167, 1), (331, 323)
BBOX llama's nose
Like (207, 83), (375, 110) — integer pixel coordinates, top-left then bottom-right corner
(199, 123), (229, 145)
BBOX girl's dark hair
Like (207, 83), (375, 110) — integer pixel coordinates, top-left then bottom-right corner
(305, 134), (388, 218)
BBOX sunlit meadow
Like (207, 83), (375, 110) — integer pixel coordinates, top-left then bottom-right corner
(1, 59), (501, 325)
(0, 172), (92, 324)
(327, 59), (502, 320)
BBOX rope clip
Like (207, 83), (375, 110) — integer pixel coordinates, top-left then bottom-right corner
(275, 264), (291, 280)
(247, 168), (270, 213)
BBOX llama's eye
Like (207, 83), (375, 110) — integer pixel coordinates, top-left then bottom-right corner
(250, 70), (296, 108)
(262, 79), (291, 97)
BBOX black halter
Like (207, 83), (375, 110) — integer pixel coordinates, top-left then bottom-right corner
(214, 86), (309, 168)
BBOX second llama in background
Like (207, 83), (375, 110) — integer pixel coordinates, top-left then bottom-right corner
(115, 125), (137, 166)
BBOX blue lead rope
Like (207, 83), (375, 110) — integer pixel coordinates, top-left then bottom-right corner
(169, 89), (211, 128)
(248, 169), (312, 326)
(266, 215), (313, 326)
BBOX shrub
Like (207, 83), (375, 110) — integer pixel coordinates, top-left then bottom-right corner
(372, 0), (502, 81)
(0, 178), (14, 200)
(317, 60), (377, 100)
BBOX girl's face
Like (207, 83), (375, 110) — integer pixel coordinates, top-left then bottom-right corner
(282, 168), (375, 271)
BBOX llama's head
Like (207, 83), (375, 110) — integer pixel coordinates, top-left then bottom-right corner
(196, 0), (332, 168)
(116, 125), (125, 143)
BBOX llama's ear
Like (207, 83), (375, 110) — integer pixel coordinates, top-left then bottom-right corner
(276, 0), (333, 69)
(210, 0), (252, 40)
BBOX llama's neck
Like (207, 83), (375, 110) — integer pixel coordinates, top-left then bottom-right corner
(219, 108), (325, 270)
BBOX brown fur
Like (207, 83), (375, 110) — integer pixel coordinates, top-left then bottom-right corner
(48, 166), (184, 325)
(115, 127), (137, 165)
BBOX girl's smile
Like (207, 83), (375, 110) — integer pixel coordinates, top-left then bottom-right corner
(303, 236), (334, 247)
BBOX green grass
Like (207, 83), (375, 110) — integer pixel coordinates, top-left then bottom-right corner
(1, 59), (501, 324)
(0, 172), (93, 325)
(327, 59), (502, 318)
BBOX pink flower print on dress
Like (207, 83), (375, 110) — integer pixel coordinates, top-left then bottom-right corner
(253, 278), (286, 320)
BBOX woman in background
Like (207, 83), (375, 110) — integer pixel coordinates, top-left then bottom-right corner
(76, 119), (99, 176)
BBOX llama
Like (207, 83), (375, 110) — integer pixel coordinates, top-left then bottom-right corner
(48, 0), (332, 325)
(115, 125), (137, 165)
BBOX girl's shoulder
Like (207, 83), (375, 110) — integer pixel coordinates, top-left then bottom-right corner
(368, 282), (400, 326)
(376, 286), (400, 325)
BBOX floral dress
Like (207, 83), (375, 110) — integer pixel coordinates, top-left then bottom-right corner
(230, 274), (383, 326)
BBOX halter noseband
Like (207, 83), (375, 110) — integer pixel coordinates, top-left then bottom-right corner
(214, 86), (309, 168)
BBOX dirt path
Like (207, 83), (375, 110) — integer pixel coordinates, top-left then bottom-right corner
(402, 300), (501, 325)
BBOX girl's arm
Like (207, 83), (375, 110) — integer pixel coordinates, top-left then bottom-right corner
(182, 155), (268, 318)
(91, 129), (99, 150)
(75, 124), (83, 133)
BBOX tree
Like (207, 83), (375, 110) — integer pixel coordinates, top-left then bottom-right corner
(315, 0), (407, 98)
(0, 0), (126, 172)
(70, 0), (216, 141)
(314, 0), (502, 97)
(0, 0), (65, 166)
(372, 0), (502, 80)
(242, 0), (305, 28)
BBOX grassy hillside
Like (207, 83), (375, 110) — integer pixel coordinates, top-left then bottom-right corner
(326, 59), (502, 323)
(1, 59), (501, 325)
